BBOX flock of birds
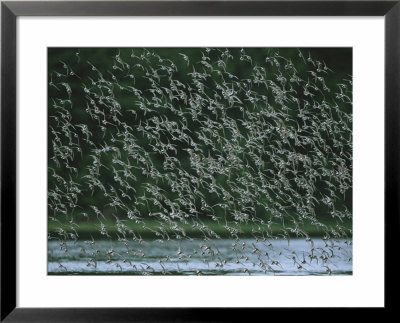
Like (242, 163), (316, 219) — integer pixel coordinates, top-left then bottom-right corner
(48, 48), (352, 275)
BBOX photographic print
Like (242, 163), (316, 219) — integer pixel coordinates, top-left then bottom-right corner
(48, 48), (352, 275)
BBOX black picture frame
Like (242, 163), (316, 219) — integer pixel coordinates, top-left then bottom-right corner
(1, 1), (398, 321)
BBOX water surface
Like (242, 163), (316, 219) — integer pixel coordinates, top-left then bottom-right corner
(48, 238), (352, 275)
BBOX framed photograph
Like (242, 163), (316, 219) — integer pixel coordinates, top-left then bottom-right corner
(1, 0), (397, 320)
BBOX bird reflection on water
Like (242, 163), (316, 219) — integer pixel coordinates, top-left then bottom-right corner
(48, 238), (352, 275)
